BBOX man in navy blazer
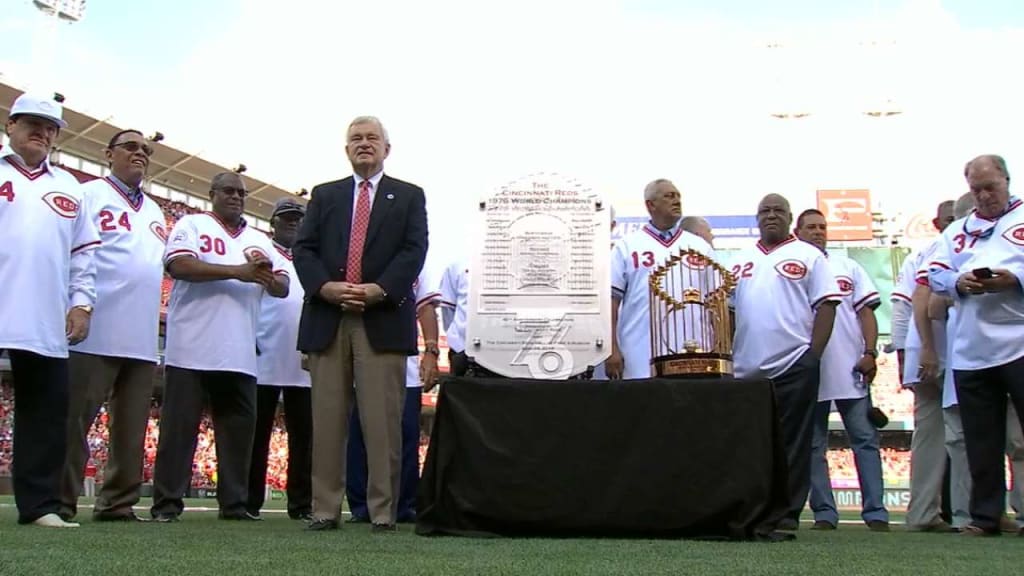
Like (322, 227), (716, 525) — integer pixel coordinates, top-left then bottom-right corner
(292, 116), (428, 532)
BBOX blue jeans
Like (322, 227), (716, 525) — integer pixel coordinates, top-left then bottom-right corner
(346, 386), (422, 521)
(809, 396), (889, 525)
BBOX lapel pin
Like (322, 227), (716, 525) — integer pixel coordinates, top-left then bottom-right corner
(386, 193), (394, 200)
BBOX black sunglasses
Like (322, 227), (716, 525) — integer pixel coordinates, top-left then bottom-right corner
(213, 186), (247, 198)
(112, 141), (154, 157)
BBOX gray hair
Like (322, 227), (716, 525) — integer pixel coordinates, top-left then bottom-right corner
(211, 171), (244, 191)
(953, 192), (976, 219)
(680, 215), (709, 234)
(964, 154), (1010, 180)
(643, 179), (673, 201)
(348, 115), (390, 144)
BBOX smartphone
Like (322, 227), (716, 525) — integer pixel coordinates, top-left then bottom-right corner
(973, 267), (994, 279)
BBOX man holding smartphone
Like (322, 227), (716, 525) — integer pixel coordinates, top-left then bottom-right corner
(927, 154), (1024, 536)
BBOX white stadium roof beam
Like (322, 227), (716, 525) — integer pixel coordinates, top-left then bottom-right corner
(0, 81), (301, 221)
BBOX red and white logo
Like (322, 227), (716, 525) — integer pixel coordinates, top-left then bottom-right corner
(774, 259), (807, 280)
(244, 246), (269, 262)
(41, 192), (79, 218)
(836, 275), (854, 295)
(1001, 224), (1024, 246)
(683, 252), (707, 270)
(150, 221), (168, 243)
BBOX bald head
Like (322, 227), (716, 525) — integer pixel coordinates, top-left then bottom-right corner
(209, 171), (246, 224)
(953, 192), (976, 220)
(964, 154), (1010, 181)
(680, 215), (713, 246)
(759, 193), (791, 213)
(965, 154), (1012, 219)
(756, 194), (793, 245)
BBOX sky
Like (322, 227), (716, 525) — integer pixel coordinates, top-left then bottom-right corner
(3, 0), (1024, 265)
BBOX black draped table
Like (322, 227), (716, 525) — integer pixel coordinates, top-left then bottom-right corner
(416, 376), (790, 540)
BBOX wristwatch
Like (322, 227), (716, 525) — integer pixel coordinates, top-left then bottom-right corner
(863, 349), (878, 358)
(424, 345), (441, 357)
(73, 305), (93, 315)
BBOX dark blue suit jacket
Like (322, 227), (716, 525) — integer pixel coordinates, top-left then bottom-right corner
(293, 174), (428, 354)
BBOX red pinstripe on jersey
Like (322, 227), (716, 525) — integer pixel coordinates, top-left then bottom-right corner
(2, 157), (47, 181)
(102, 177), (144, 212)
(71, 240), (102, 254)
(204, 211), (246, 238)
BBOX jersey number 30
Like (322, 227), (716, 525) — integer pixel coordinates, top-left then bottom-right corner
(199, 234), (227, 256)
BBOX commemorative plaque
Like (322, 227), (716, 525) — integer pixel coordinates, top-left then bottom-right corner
(466, 173), (611, 379)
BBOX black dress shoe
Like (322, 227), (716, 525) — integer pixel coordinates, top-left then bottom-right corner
(346, 515), (370, 524)
(290, 513), (314, 521)
(306, 518), (339, 531)
(152, 513), (180, 523)
(775, 518), (799, 531)
(219, 511), (262, 521)
(94, 511), (150, 522)
(371, 522), (397, 533)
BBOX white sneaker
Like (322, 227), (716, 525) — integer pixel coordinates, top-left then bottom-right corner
(32, 513), (80, 528)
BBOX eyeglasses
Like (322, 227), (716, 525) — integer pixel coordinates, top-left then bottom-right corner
(213, 186), (247, 198)
(112, 141), (154, 157)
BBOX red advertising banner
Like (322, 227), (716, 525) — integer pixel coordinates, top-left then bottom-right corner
(817, 189), (874, 241)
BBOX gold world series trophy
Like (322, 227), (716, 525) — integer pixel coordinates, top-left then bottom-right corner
(648, 248), (737, 378)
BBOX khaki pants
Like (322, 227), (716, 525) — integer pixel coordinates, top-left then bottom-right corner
(310, 314), (406, 525)
(907, 375), (944, 527)
(60, 352), (154, 518)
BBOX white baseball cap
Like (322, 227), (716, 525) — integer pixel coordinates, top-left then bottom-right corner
(8, 93), (67, 129)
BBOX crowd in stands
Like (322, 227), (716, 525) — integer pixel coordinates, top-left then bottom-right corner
(1, 380), (904, 490)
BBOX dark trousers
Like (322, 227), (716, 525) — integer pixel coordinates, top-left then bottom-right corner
(60, 352), (154, 519)
(150, 366), (256, 518)
(6, 350), (69, 524)
(954, 354), (1024, 533)
(347, 385), (422, 521)
(449, 349), (468, 377)
(246, 385), (312, 518)
(771, 350), (821, 522)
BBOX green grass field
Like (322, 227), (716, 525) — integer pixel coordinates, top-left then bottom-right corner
(0, 497), (1019, 576)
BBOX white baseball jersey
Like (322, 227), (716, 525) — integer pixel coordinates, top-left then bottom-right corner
(256, 244), (308, 387)
(406, 271), (441, 388)
(889, 249), (919, 349)
(70, 177), (166, 362)
(902, 239), (947, 386)
(818, 253), (880, 402)
(439, 259), (469, 354)
(611, 223), (716, 379)
(927, 201), (1024, 370)
(0, 150), (99, 359)
(163, 213), (289, 378)
(730, 236), (841, 380)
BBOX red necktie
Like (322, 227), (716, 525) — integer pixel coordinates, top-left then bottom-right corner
(345, 181), (372, 283)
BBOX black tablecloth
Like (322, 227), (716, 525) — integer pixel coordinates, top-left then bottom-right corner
(416, 377), (789, 540)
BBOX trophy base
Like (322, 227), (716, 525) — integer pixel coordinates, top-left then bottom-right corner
(652, 354), (733, 379)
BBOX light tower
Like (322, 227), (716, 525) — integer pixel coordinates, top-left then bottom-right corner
(29, 0), (87, 94)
